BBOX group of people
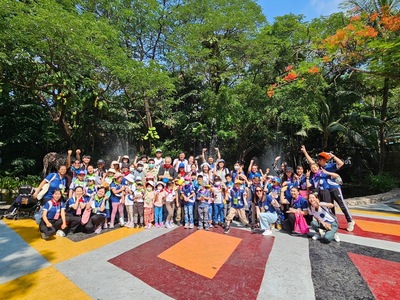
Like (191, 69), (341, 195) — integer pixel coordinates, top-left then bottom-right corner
(33, 146), (355, 243)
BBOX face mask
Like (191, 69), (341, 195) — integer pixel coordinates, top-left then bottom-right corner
(215, 181), (221, 186)
(234, 165), (240, 171)
(148, 164), (154, 169)
(157, 186), (163, 191)
(184, 181), (189, 185)
(137, 167), (143, 172)
(146, 187), (153, 191)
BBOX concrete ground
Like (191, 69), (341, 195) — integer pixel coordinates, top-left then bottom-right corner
(0, 196), (399, 300)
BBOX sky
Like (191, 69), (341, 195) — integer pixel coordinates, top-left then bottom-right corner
(257, 0), (343, 22)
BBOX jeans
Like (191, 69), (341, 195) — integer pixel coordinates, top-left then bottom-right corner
(154, 206), (163, 224)
(259, 211), (278, 231)
(184, 205), (194, 225)
(198, 205), (209, 228)
(311, 220), (338, 243)
(213, 203), (225, 223)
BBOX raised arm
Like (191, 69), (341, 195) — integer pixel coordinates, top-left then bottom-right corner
(300, 145), (314, 165)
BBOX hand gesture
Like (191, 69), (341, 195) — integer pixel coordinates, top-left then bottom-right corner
(76, 149), (81, 155)
(202, 148), (207, 152)
(306, 170), (311, 177)
(300, 145), (306, 153)
(274, 156), (281, 161)
(68, 150), (72, 155)
(265, 168), (270, 174)
(215, 147), (219, 151)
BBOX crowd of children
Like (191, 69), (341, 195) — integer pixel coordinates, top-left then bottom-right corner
(35, 146), (355, 243)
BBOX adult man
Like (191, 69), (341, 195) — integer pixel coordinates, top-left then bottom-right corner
(301, 145), (355, 231)
(173, 152), (188, 172)
(158, 157), (178, 181)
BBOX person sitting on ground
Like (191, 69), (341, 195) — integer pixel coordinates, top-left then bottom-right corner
(308, 193), (340, 243)
(65, 186), (86, 234)
(224, 179), (250, 234)
(39, 189), (67, 240)
(84, 187), (107, 234)
(280, 186), (309, 234)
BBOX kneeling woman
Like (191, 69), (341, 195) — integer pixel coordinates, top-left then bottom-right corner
(65, 186), (86, 234)
(254, 187), (280, 236)
(281, 186), (309, 234)
(308, 193), (340, 243)
(39, 189), (67, 240)
(84, 187), (107, 234)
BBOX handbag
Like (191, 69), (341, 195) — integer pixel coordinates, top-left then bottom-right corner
(37, 174), (57, 200)
(293, 211), (310, 234)
(81, 208), (92, 225)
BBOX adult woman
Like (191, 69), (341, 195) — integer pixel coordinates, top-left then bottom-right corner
(65, 186), (86, 234)
(84, 187), (107, 234)
(214, 159), (229, 183)
(281, 166), (295, 185)
(294, 165), (308, 198)
(281, 186), (309, 234)
(308, 193), (340, 243)
(254, 187), (280, 236)
(39, 189), (67, 240)
(199, 163), (213, 184)
(33, 165), (67, 204)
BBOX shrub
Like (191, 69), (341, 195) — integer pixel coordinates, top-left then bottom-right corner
(368, 173), (399, 193)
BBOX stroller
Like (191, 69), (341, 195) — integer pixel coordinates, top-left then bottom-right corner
(1, 185), (38, 220)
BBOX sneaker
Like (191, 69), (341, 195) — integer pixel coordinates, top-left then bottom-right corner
(214, 224), (219, 228)
(56, 230), (66, 237)
(165, 223), (171, 229)
(94, 225), (102, 234)
(312, 233), (321, 240)
(103, 222), (108, 229)
(189, 223), (194, 229)
(160, 222), (164, 227)
(276, 224), (282, 230)
(198, 226), (203, 230)
(334, 233), (341, 242)
(347, 220), (356, 232)
(134, 224), (138, 228)
(244, 223), (251, 228)
(224, 226), (230, 234)
(169, 222), (175, 228)
(184, 223), (189, 229)
(41, 232), (49, 240)
(119, 218), (125, 227)
(262, 229), (273, 236)
(138, 224), (143, 228)
(109, 224), (114, 229)
(155, 223), (160, 228)
(318, 229), (326, 237)
(205, 227), (210, 231)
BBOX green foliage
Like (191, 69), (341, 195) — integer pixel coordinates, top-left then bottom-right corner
(368, 173), (399, 193)
(0, 175), (41, 191)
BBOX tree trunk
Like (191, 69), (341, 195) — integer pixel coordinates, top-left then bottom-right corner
(378, 77), (389, 173)
(144, 96), (153, 151)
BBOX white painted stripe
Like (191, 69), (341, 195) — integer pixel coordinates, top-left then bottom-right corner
(339, 234), (400, 253)
(0, 221), (50, 284)
(258, 231), (315, 300)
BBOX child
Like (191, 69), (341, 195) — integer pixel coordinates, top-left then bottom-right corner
(133, 178), (145, 228)
(197, 183), (211, 230)
(164, 181), (178, 228)
(123, 174), (135, 228)
(269, 177), (283, 230)
(154, 182), (165, 227)
(84, 176), (98, 202)
(181, 177), (196, 229)
(224, 179), (250, 234)
(144, 181), (155, 228)
(212, 176), (225, 227)
(110, 173), (125, 228)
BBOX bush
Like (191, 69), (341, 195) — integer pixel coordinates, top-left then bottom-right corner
(368, 173), (399, 193)
(0, 175), (41, 192)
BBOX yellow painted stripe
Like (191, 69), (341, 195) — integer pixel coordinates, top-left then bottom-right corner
(3, 218), (142, 264)
(0, 266), (90, 300)
(349, 209), (400, 218)
(355, 220), (400, 237)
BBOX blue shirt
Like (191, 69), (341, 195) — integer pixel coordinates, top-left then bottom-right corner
(229, 187), (246, 209)
(291, 196), (308, 210)
(258, 194), (277, 214)
(43, 199), (65, 220)
(43, 173), (67, 201)
(248, 171), (262, 180)
(110, 182), (123, 203)
(182, 184), (196, 205)
(197, 188), (211, 207)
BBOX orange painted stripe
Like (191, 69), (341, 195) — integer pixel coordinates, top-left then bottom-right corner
(158, 230), (242, 279)
(355, 220), (400, 237)
(3, 218), (142, 264)
(0, 266), (90, 300)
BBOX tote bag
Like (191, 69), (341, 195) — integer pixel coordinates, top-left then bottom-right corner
(294, 211), (310, 234)
(37, 174), (57, 200)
